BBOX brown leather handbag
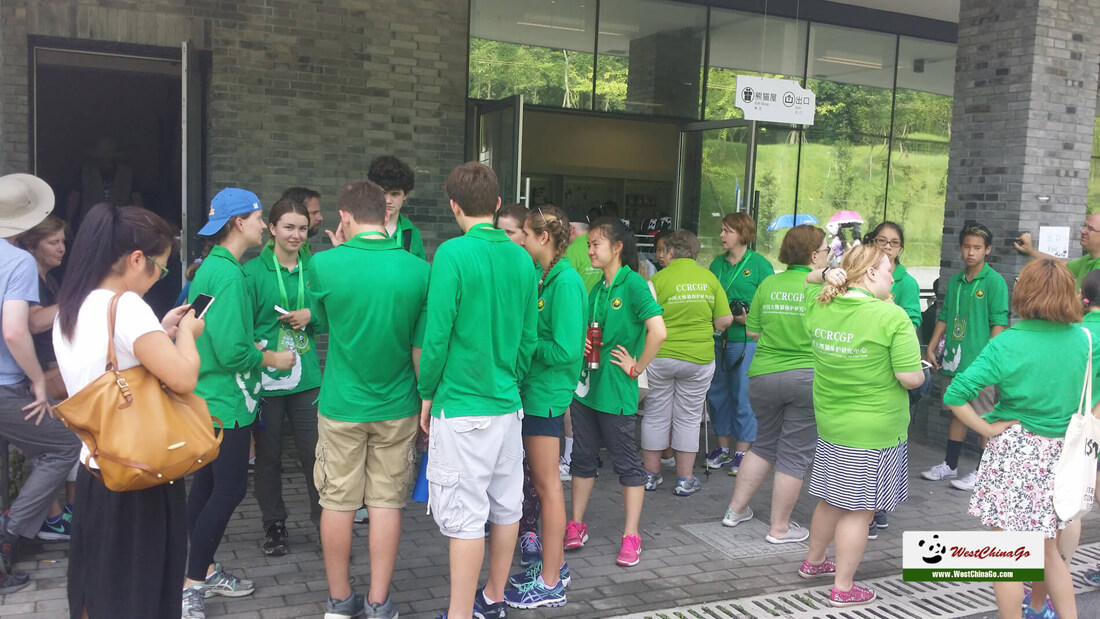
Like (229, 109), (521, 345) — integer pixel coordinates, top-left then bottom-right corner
(53, 293), (222, 492)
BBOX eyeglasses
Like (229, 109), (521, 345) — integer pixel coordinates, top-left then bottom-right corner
(1082, 223), (1100, 235)
(813, 246), (829, 253)
(874, 237), (902, 248)
(146, 255), (170, 281)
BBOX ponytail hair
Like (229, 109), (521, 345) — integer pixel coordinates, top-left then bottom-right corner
(589, 216), (639, 273)
(1083, 269), (1100, 310)
(527, 205), (571, 285)
(817, 243), (887, 305)
(57, 203), (176, 339)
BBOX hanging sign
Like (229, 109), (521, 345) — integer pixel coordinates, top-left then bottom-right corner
(735, 75), (816, 125)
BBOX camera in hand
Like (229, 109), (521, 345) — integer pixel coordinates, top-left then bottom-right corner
(729, 300), (750, 316)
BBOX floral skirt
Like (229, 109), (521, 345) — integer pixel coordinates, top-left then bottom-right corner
(968, 424), (1065, 539)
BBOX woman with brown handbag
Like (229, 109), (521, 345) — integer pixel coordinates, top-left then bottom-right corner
(54, 203), (205, 618)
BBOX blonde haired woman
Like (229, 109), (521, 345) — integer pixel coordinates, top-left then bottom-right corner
(798, 245), (924, 608)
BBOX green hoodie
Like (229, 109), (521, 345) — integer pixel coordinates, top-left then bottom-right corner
(418, 223), (538, 417)
(242, 244), (321, 396)
(190, 245), (265, 429)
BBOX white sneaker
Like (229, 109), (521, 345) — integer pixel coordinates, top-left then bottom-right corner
(950, 470), (978, 491)
(920, 462), (958, 481)
(559, 457), (572, 482)
(722, 506), (753, 527)
(660, 456), (675, 468)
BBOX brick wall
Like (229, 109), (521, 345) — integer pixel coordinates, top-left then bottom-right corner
(0, 0), (470, 258)
(913, 0), (1100, 444)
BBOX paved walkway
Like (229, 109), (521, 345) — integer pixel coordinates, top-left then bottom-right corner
(4, 433), (1100, 618)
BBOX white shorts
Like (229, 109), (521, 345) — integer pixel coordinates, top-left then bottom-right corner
(427, 410), (523, 539)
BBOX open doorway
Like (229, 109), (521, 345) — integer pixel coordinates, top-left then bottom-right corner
(32, 44), (185, 316)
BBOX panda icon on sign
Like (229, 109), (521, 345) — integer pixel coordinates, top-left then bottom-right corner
(741, 87), (755, 103)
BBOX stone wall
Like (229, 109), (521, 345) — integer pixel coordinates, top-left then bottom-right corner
(0, 0), (470, 257)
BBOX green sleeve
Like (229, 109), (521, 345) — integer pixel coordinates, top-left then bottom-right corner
(988, 274), (1010, 327)
(418, 253), (458, 400)
(937, 278), (953, 323)
(242, 261), (264, 332)
(712, 272), (732, 320)
(412, 299), (426, 349)
(411, 227), (427, 261)
(895, 276), (922, 329)
(888, 310), (922, 373)
(204, 274), (264, 373)
(535, 278), (585, 366)
(943, 339), (1002, 406)
(745, 283), (764, 332)
(307, 262), (329, 334)
(630, 275), (663, 323)
(516, 274), (538, 384)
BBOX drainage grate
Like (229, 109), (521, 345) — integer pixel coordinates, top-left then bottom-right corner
(682, 520), (808, 559)
(613, 541), (1100, 619)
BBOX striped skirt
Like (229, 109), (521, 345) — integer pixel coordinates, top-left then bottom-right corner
(807, 438), (908, 512)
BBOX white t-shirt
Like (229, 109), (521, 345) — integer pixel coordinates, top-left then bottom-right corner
(53, 289), (165, 468)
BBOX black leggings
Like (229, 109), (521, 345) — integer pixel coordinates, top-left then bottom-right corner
(519, 456), (541, 536)
(187, 423), (252, 581)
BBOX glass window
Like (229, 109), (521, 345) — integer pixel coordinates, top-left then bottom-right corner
(753, 124), (802, 266)
(705, 10), (807, 121)
(797, 131), (889, 246)
(807, 24), (896, 137)
(893, 37), (955, 141)
(886, 139), (949, 269)
(594, 0), (707, 117)
(469, 0), (596, 109)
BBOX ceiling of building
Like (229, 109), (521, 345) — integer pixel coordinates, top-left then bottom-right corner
(825, 0), (960, 23)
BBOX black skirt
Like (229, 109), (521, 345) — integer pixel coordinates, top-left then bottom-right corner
(68, 467), (187, 619)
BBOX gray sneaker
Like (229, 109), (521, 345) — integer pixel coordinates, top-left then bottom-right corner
(672, 477), (702, 496)
(324, 591), (366, 619)
(203, 563), (255, 598)
(643, 472), (663, 491)
(366, 596), (399, 619)
(182, 585), (207, 619)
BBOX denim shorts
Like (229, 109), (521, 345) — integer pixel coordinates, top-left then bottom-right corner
(521, 412), (564, 437)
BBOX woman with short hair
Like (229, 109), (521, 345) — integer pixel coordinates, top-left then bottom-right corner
(722, 225), (828, 543)
(641, 230), (731, 496)
(947, 259), (1087, 619)
(798, 244), (924, 608)
(705, 213), (774, 473)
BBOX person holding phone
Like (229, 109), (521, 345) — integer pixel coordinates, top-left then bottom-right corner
(243, 198), (322, 557)
(55, 204), (204, 619)
(183, 188), (295, 618)
(565, 217), (666, 568)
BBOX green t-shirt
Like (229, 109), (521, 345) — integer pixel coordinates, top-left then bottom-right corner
(746, 267), (819, 377)
(890, 263), (922, 330)
(944, 320), (1091, 438)
(242, 246), (322, 396)
(1067, 254), (1100, 289)
(1082, 312), (1100, 407)
(309, 232), (428, 422)
(190, 245), (265, 429)
(651, 258), (730, 364)
(393, 213), (427, 260)
(419, 223), (538, 417)
(521, 257), (588, 417)
(575, 267), (663, 415)
(807, 293), (922, 448)
(565, 234), (602, 293)
(936, 263), (1009, 376)
(709, 249), (775, 341)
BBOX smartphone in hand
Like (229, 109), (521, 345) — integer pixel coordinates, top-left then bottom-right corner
(191, 294), (216, 319)
(920, 359), (934, 370)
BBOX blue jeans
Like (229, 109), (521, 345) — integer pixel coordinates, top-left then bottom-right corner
(706, 340), (757, 443)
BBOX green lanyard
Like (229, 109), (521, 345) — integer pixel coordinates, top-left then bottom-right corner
(352, 230), (389, 241)
(593, 265), (627, 328)
(849, 287), (875, 299)
(471, 222), (495, 233)
(272, 250), (305, 311)
(721, 249), (754, 296)
(954, 274), (982, 320)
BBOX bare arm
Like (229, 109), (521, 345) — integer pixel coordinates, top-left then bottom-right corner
(29, 304), (58, 335)
(412, 346), (422, 379)
(924, 320), (947, 370)
(948, 402), (1018, 438)
(894, 369), (926, 390)
(745, 330), (761, 341)
(2, 300), (48, 423)
(134, 312), (203, 393)
(1013, 232), (1062, 262)
(990, 325), (1006, 338)
(713, 314), (734, 333)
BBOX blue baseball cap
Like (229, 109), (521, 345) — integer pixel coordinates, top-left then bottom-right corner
(198, 188), (262, 236)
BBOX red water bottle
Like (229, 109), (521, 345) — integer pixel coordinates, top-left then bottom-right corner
(585, 321), (602, 370)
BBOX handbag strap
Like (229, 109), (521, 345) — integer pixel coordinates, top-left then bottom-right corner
(1079, 327), (1093, 418)
(106, 293), (134, 404)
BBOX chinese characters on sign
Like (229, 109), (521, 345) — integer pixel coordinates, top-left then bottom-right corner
(734, 75), (816, 125)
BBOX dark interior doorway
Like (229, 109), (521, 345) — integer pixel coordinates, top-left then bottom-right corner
(33, 46), (182, 316)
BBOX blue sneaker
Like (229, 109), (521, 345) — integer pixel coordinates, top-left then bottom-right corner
(1024, 599), (1059, 618)
(474, 588), (507, 619)
(519, 531), (542, 567)
(37, 510), (72, 541)
(504, 577), (567, 609)
(509, 560), (571, 588)
(705, 447), (732, 469)
(644, 472), (663, 491)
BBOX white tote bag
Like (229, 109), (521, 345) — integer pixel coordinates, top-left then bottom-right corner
(1052, 327), (1100, 521)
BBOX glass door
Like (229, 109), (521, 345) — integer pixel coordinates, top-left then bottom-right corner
(471, 95), (524, 205)
(677, 120), (801, 267)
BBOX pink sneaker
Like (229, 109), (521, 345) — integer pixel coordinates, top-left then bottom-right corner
(616, 534), (642, 566)
(798, 558), (837, 579)
(564, 521), (588, 550)
(829, 583), (876, 607)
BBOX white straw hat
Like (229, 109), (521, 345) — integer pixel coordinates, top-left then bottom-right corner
(0, 174), (54, 237)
